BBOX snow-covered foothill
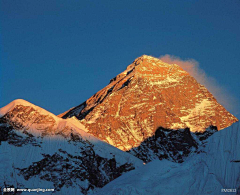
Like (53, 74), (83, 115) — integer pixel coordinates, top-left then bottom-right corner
(94, 122), (240, 195)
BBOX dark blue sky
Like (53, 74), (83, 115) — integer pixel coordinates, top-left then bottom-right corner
(1, 0), (239, 117)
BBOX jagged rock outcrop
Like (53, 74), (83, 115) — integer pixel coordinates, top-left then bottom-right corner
(127, 127), (198, 163)
(61, 55), (238, 151)
(127, 126), (218, 163)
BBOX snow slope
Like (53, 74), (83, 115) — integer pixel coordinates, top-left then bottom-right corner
(0, 99), (143, 194)
(94, 122), (240, 195)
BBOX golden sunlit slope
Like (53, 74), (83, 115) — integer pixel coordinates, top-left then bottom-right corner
(61, 55), (238, 151)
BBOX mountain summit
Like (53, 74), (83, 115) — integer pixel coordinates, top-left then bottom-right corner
(61, 55), (238, 151)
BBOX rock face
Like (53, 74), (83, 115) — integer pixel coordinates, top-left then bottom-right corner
(0, 100), (142, 195)
(127, 127), (198, 163)
(127, 126), (218, 163)
(61, 55), (238, 151)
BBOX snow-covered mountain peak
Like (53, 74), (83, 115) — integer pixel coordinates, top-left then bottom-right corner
(0, 99), (142, 164)
(0, 99), (97, 143)
(60, 55), (237, 152)
(0, 99), (62, 126)
(127, 55), (188, 79)
(1, 99), (41, 116)
(0, 100), (143, 194)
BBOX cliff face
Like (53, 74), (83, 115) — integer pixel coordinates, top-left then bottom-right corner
(61, 55), (238, 151)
